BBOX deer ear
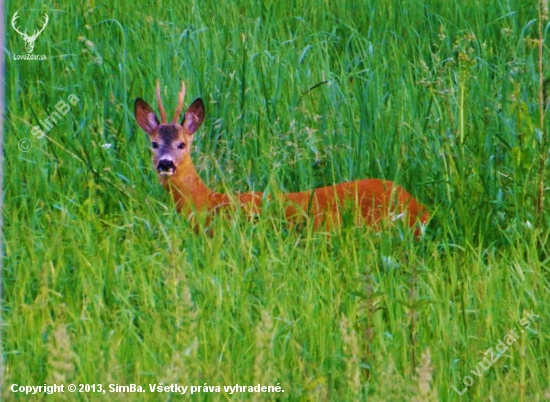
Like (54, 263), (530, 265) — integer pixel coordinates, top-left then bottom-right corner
(182, 98), (205, 135)
(134, 98), (159, 136)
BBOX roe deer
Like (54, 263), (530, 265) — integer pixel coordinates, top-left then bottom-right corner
(134, 80), (429, 234)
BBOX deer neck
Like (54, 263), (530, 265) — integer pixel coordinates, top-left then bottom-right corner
(160, 160), (214, 215)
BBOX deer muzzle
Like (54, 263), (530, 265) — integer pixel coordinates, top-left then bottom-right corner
(157, 159), (176, 176)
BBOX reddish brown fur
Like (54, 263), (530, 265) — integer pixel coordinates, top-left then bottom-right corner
(135, 81), (429, 234)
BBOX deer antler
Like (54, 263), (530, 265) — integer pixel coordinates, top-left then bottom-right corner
(156, 81), (168, 123)
(11, 11), (27, 38)
(172, 81), (186, 124)
(29, 14), (49, 40)
(11, 12), (49, 40)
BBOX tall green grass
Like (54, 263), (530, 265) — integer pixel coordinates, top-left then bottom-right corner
(3, 0), (549, 400)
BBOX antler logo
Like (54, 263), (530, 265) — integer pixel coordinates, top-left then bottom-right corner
(11, 11), (49, 54)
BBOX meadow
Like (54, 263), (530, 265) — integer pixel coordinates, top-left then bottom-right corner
(2, 0), (550, 400)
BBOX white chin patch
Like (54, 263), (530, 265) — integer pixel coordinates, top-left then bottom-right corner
(159, 170), (174, 176)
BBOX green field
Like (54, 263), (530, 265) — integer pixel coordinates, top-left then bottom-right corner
(3, 0), (550, 400)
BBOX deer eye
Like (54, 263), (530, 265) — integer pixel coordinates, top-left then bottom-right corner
(177, 142), (186, 149)
(151, 142), (159, 149)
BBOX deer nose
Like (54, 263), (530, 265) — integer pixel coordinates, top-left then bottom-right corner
(157, 159), (176, 174)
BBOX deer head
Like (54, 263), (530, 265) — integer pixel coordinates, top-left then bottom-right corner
(134, 81), (205, 182)
(11, 11), (49, 54)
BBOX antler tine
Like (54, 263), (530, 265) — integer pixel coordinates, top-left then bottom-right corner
(11, 11), (24, 36)
(30, 14), (49, 38)
(35, 14), (49, 36)
(172, 81), (186, 124)
(156, 80), (167, 123)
